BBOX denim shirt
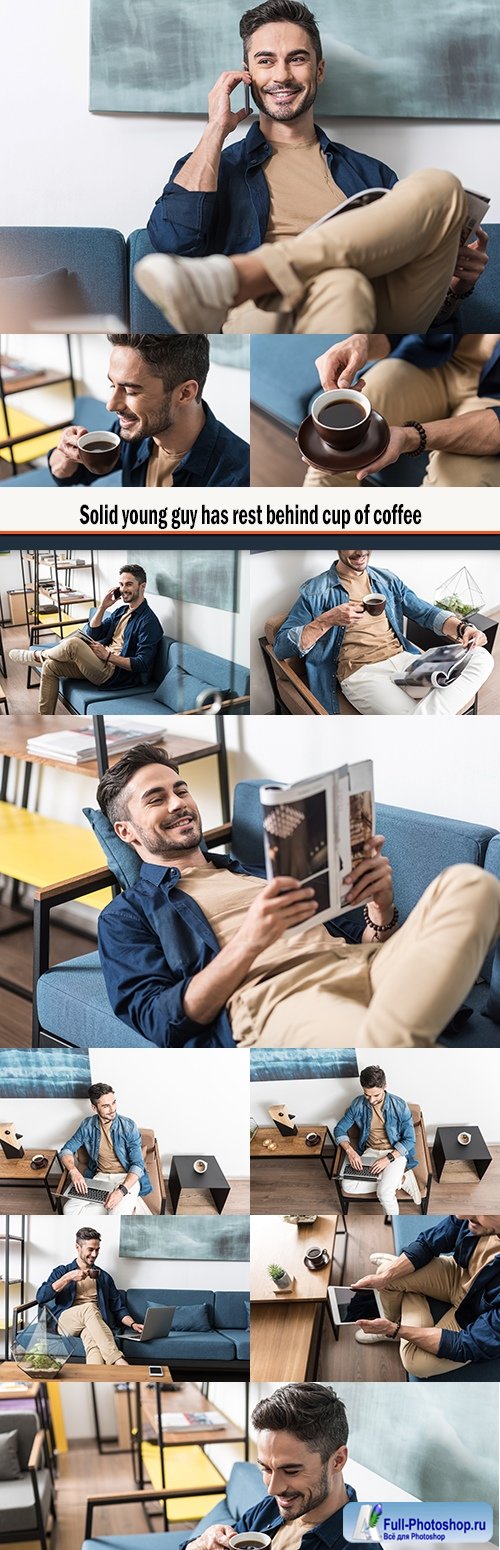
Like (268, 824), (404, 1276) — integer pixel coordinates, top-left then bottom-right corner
(37, 1259), (128, 1333)
(60, 1113), (152, 1197)
(273, 564), (454, 714)
(148, 120), (397, 257)
(180, 1484), (358, 1550)
(49, 403), (250, 487)
(83, 598), (163, 687)
(387, 331), (500, 419)
(98, 850), (366, 1048)
(334, 1091), (418, 1170)
(402, 1216), (500, 1365)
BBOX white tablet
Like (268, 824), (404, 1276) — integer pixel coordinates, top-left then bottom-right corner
(329, 1286), (384, 1325)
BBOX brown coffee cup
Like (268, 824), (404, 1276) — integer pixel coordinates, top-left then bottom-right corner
(77, 431), (121, 474)
(311, 389), (371, 450)
(363, 593), (386, 617)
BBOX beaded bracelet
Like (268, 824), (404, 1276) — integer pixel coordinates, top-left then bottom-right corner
(403, 420), (427, 457)
(363, 903), (399, 938)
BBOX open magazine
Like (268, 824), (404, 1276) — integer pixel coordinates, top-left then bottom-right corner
(306, 184), (490, 242)
(259, 759), (374, 934)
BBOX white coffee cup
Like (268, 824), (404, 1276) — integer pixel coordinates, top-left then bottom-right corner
(457, 1131), (472, 1146)
(193, 1159), (208, 1173)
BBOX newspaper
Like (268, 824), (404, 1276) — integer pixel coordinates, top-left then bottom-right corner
(259, 759), (374, 934)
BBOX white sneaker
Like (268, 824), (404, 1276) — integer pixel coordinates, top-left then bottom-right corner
(9, 648), (45, 664)
(134, 253), (239, 332)
(355, 1329), (395, 1344)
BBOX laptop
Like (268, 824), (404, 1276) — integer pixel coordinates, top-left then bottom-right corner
(124, 1306), (175, 1342)
(341, 1162), (379, 1181)
(65, 1181), (112, 1203)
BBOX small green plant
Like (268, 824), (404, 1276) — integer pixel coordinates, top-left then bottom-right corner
(268, 1263), (286, 1281)
(435, 595), (473, 617)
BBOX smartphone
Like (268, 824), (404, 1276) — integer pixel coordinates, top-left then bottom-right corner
(329, 1286), (384, 1325)
(148, 1365), (164, 1376)
(244, 82), (251, 114)
(113, 585), (121, 600)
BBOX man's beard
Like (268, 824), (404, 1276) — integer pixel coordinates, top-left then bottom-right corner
(251, 78), (318, 122)
(119, 394), (175, 441)
(278, 1462), (331, 1519)
(132, 813), (203, 859)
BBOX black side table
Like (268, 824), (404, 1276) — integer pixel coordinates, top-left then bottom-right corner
(168, 1154), (231, 1215)
(433, 1126), (492, 1182)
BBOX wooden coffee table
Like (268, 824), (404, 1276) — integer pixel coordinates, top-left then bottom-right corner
(1, 1360), (172, 1383)
(251, 1124), (335, 1176)
(250, 1215), (338, 1382)
(0, 1149), (62, 1212)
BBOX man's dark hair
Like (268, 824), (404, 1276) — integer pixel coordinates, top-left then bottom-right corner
(240, 1), (323, 63)
(251, 1384), (348, 1460)
(88, 1082), (114, 1106)
(119, 563), (147, 584)
(97, 743), (180, 825)
(359, 1065), (386, 1090)
(76, 1227), (101, 1244)
(107, 333), (210, 402)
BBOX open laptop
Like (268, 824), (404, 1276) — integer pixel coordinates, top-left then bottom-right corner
(124, 1306), (175, 1343)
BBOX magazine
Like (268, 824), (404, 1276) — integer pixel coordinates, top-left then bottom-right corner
(161, 1410), (227, 1430)
(259, 759), (374, 933)
(26, 726), (164, 764)
(305, 184), (490, 242)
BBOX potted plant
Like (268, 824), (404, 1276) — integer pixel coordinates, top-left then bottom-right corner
(434, 566), (484, 618)
(268, 1262), (293, 1293)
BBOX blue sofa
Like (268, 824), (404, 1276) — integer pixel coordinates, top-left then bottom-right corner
(83, 1461), (263, 1550)
(392, 1215), (500, 1382)
(34, 785), (500, 1049)
(14, 1289), (249, 1377)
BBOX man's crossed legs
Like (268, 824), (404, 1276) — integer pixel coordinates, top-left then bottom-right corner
(11, 635), (114, 713)
(376, 1255), (468, 1377)
(58, 1303), (127, 1365)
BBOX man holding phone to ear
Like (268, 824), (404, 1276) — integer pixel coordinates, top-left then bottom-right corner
(139, 0), (488, 334)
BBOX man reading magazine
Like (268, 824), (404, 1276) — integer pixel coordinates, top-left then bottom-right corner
(94, 744), (500, 1051)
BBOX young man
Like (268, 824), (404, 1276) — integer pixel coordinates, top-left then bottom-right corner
(352, 1215), (500, 1378)
(334, 1064), (419, 1215)
(272, 549), (492, 716)
(47, 334), (249, 487)
(183, 1383), (355, 1550)
(60, 1082), (152, 1217)
(304, 331), (500, 488)
(136, 2), (487, 334)
(36, 1226), (144, 1365)
(95, 744), (500, 1050)
(9, 564), (163, 715)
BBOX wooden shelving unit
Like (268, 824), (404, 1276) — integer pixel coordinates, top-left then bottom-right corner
(0, 341), (76, 473)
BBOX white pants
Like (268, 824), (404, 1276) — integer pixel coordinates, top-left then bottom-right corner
(340, 1148), (407, 1213)
(62, 1171), (150, 1216)
(340, 647), (493, 716)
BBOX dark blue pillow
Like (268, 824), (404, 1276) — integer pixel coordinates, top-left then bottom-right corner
(171, 1302), (212, 1332)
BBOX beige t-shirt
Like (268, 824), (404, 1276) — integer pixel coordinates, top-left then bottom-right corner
(337, 572), (403, 681)
(146, 443), (184, 488)
(264, 136), (345, 242)
(110, 607), (132, 655)
(74, 1273), (98, 1304)
(457, 1234), (500, 1302)
(367, 1099), (390, 1150)
(272, 1517), (319, 1550)
(176, 863), (375, 1046)
(97, 1118), (122, 1174)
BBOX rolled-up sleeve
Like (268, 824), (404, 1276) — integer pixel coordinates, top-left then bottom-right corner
(98, 895), (221, 1048)
(147, 159), (219, 256)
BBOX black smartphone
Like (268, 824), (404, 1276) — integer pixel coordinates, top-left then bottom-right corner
(113, 586), (121, 600)
(244, 82), (251, 114)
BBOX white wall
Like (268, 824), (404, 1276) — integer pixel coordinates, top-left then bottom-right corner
(1, 1048), (249, 1176)
(223, 715), (500, 830)
(250, 548), (500, 712)
(2, 1), (498, 225)
(251, 1049), (500, 1144)
(9, 1215), (248, 1304)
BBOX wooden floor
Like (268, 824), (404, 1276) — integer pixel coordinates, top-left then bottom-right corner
(251, 1146), (500, 1215)
(251, 407), (305, 487)
(56, 1439), (196, 1550)
(0, 905), (92, 1045)
(0, 623), (72, 715)
(317, 1211), (407, 1382)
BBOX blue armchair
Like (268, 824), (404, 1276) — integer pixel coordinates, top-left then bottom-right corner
(33, 785), (500, 1050)
(82, 1461), (263, 1550)
(392, 1215), (500, 1382)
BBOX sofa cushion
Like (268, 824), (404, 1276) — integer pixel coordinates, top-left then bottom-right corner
(63, 680), (153, 713)
(84, 694), (167, 715)
(169, 641), (249, 697)
(154, 665), (221, 711)
(0, 268), (72, 328)
(126, 1288), (214, 1322)
(221, 1328), (250, 1360)
(0, 1431), (21, 1480)
(36, 951), (147, 1048)
(121, 1330), (235, 1362)
(225, 1462), (264, 1521)
(214, 1292), (249, 1330)
(170, 1302), (212, 1333)
(0, 1468), (52, 1531)
(83, 807), (142, 890)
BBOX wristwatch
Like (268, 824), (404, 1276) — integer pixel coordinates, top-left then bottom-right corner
(118, 1183), (129, 1197)
(386, 1151), (395, 1162)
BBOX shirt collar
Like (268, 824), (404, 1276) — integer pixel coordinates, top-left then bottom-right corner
(140, 850), (241, 885)
(263, 1483), (357, 1544)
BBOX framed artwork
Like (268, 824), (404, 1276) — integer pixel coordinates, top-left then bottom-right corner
(120, 1215), (250, 1261)
(0, 1051), (91, 1099)
(89, 0), (500, 118)
(127, 551), (240, 612)
(250, 1049), (358, 1081)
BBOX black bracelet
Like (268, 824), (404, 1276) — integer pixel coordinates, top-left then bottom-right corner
(456, 620), (469, 641)
(403, 420), (427, 457)
(389, 1320), (402, 1340)
(363, 903), (399, 939)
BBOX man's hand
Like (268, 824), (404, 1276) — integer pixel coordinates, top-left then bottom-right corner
(356, 1316), (398, 1337)
(207, 71), (252, 141)
(344, 835), (394, 920)
(315, 335), (370, 391)
(346, 1148), (364, 1171)
(370, 1157), (390, 1175)
(235, 877), (318, 956)
(90, 641), (110, 662)
(67, 1267), (87, 1284)
(351, 1273), (390, 1291)
(101, 587), (119, 611)
(357, 425), (411, 481)
(299, 601), (364, 651)
(50, 425), (89, 479)
(450, 227), (489, 295)
(442, 618), (487, 649)
(187, 1527), (237, 1550)
(69, 1169), (88, 1196)
(104, 1188), (125, 1212)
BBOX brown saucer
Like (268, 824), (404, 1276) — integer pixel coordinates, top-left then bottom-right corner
(297, 410), (390, 472)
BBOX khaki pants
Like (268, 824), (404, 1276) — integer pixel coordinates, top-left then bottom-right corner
(304, 346), (500, 489)
(62, 1172), (150, 1217)
(253, 864), (500, 1049)
(378, 1255), (469, 1377)
(225, 169), (466, 334)
(340, 648), (493, 716)
(38, 636), (114, 714)
(58, 1302), (124, 1364)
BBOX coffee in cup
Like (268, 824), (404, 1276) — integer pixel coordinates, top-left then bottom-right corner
(362, 593), (386, 617)
(229, 1536), (271, 1550)
(306, 1246), (323, 1261)
(77, 431), (121, 474)
(311, 389), (371, 450)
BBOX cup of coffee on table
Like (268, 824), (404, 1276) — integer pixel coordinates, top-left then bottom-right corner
(229, 1537), (271, 1550)
(311, 388), (371, 450)
(363, 593), (386, 617)
(77, 431), (121, 474)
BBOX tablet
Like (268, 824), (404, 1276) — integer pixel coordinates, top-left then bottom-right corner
(329, 1286), (384, 1325)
